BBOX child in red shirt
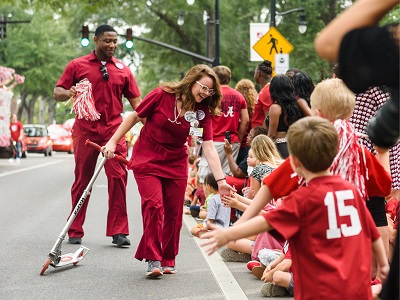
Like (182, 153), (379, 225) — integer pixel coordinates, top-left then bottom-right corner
(201, 117), (389, 300)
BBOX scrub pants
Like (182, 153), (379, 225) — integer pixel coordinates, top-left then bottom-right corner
(68, 136), (128, 238)
(134, 173), (186, 267)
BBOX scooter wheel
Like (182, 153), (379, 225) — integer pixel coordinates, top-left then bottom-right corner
(40, 258), (52, 275)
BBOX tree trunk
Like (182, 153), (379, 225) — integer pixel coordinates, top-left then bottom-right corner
(27, 95), (37, 123)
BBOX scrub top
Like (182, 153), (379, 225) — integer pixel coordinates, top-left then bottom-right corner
(130, 87), (213, 179)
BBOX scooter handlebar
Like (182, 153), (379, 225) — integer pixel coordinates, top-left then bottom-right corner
(85, 139), (129, 165)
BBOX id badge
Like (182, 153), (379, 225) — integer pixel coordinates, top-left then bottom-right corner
(189, 127), (203, 137)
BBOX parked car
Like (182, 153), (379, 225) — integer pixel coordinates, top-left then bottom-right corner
(48, 124), (73, 154)
(63, 118), (75, 133)
(23, 124), (52, 156)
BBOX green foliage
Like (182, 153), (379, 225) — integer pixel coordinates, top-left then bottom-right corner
(1, 0), (396, 122)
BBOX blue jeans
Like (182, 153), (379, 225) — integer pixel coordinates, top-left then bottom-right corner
(15, 141), (21, 158)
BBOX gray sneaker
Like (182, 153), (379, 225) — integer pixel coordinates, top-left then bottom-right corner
(146, 260), (163, 278)
(220, 248), (251, 262)
(261, 283), (287, 297)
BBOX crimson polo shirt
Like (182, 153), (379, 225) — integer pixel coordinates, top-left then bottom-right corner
(56, 51), (140, 139)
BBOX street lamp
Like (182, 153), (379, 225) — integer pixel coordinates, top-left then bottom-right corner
(298, 12), (307, 34)
(185, 0), (220, 66)
(177, 11), (184, 26)
(271, 0), (307, 34)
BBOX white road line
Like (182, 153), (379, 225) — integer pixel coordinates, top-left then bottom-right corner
(0, 160), (64, 178)
(183, 214), (248, 300)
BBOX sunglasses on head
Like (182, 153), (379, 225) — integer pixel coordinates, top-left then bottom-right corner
(100, 65), (109, 81)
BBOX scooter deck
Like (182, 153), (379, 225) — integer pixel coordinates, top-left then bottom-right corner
(53, 246), (90, 268)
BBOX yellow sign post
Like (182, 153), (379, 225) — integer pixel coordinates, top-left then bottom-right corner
(252, 27), (294, 62)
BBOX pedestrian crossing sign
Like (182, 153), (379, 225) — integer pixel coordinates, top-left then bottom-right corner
(252, 27), (294, 62)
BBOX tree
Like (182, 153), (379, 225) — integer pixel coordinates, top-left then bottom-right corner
(0, 5), (88, 124)
(2, 0), (398, 118)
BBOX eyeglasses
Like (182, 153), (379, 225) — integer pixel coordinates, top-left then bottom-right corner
(100, 65), (109, 81)
(196, 81), (215, 96)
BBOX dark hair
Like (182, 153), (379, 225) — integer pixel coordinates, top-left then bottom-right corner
(204, 173), (218, 190)
(292, 72), (314, 107)
(257, 60), (272, 76)
(270, 74), (302, 126)
(286, 68), (301, 75)
(95, 25), (116, 37)
(332, 63), (341, 79)
(252, 126), (269, 137)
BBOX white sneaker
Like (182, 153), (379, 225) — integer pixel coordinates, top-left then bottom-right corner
(8, 158), (15, 164)
(16, 158), (20, 164)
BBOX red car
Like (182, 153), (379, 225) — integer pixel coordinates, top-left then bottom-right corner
(48, 124), (74, 154)
(23, 124), (53, 156)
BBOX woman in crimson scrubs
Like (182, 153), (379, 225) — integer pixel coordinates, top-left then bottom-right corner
(103, 64), (233, 278)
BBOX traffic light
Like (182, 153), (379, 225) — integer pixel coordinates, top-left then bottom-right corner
(0, 17), (6, 39)
(81, 25), (89, 47)
(125, 28), (134, 49)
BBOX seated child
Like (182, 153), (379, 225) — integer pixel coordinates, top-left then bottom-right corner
(190, 173), (230, 237)
(247, 135), (284, 199)
(260, 241), (293, 298)
(201, 117), (389, 299)
(188, 176), (206, 217)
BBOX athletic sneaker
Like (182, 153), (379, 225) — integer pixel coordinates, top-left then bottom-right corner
(261, 283), (287, 297)
(112, 234), (130, 247)
(246, 260), (261, 271)
(68, 237), (82, 244)
(146, 260), (163, 278)
(220, 248), (251, 262)
(162, 266), (177, 274)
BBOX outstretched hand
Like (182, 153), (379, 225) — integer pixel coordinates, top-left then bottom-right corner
(217, 181), (236, 198)
(221, 193), (239, 208)
(199, 223), (229, 255)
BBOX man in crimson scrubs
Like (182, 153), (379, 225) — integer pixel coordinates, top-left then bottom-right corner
(53, 25), (141, 246)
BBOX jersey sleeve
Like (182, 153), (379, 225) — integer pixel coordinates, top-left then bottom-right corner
(263, 194), (301, 240)
(240, 94), (248, 110)
(263, 157), (299, 199)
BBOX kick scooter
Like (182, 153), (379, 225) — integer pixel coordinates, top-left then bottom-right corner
(40, 139), (128, 275)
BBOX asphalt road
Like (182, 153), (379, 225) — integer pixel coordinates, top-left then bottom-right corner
(0, 153), (290, 300)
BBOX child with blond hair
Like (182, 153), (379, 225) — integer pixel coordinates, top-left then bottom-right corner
(233, 78), (392, 292)
(201, 117), (389, 299)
